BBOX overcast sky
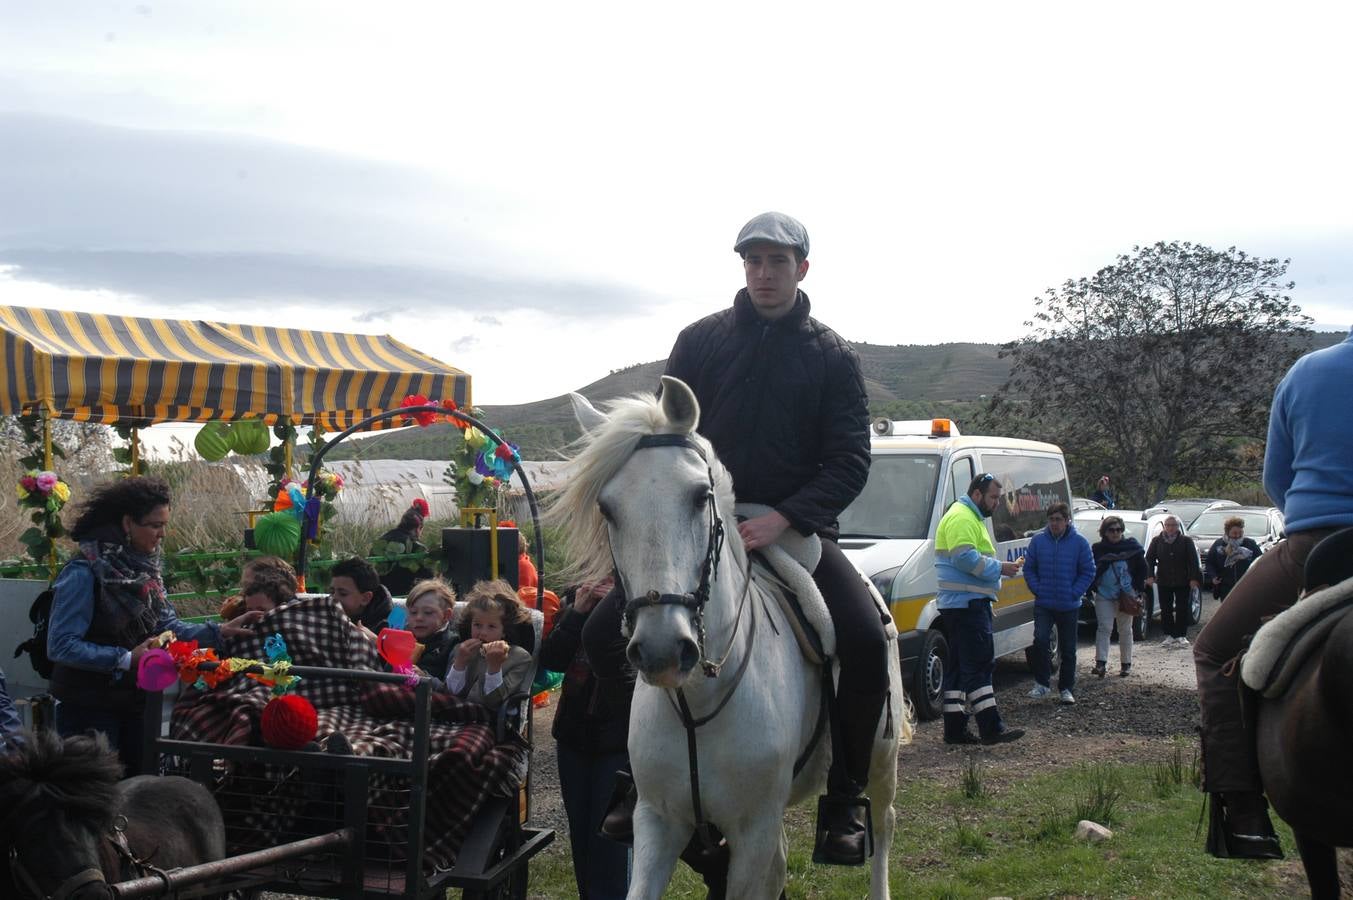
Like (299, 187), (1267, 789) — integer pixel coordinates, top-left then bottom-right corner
(3, 0), (1351, 429)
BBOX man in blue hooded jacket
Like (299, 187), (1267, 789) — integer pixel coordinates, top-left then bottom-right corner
(1023, 502), (1096, 705)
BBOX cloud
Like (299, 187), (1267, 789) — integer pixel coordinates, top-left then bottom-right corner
(0, 113), (660, 316)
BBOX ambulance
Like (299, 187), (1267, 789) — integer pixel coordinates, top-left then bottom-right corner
(839, 418), (1072, 719)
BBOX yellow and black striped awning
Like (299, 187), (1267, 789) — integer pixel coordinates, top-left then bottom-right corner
(0, 306), (471, 430)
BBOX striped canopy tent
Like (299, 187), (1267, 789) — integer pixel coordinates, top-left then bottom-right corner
(0, 305), (471, 430)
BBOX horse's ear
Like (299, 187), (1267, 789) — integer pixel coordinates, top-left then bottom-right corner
(569, 392), (608, 433)
(658, 376), (700, 434)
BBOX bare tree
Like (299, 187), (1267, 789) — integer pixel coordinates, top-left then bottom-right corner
(987, 242), (1311, 507)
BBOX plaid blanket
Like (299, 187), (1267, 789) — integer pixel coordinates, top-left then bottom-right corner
(169, 595), (529, 872)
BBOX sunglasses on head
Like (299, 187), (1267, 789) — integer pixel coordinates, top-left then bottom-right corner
(977, 473), (995, 483)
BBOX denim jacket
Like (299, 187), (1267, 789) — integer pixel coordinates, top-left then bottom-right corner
(49, 560), (221, 676)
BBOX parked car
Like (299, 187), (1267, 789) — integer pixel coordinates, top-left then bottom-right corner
(1190, 506), (1286, 561)
(1070, 510), (1203, 635)
(1072, 496), (1107, 512)
(1143, 498), (1240, 529)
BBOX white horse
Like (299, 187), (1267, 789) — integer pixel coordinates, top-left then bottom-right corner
(548, 376), (909, 900)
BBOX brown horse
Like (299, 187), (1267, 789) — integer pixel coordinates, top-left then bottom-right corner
(1248, 527), (1353, 899)
(0, 729), (226, 900)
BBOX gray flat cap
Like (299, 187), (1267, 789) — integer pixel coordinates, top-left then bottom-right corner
(733, 211), (809, 258)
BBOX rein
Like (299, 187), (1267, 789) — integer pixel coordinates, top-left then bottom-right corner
(622, 432), (760, 852)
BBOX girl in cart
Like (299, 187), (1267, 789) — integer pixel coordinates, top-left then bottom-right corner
(442, 580), (533, 711)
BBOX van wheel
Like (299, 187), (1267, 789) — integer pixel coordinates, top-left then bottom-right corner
(912, 630), (947, 720)
(1025, 625), (1061, 674)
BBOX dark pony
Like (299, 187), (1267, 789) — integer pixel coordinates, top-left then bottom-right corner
(0, 730), (225, 900)
(1248, 527), (1353, 899)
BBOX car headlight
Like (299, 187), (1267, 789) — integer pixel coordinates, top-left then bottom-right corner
(869, 566), (901, 601)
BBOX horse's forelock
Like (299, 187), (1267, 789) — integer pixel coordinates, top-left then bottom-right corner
(546, 389), (741, 585)
(547, 391), (686, 584)
(0, 731), (121, 834)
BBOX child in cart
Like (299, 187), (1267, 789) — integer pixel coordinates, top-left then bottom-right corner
(405, 579), (460, 680)
(442, 579), (533, 711)
(219, 556), (299, 621)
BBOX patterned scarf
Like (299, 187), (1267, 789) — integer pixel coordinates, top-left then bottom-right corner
(1222, 538), (1254, 569)
(79, 532), (167, 643)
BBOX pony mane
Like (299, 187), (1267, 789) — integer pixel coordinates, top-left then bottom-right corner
(0, 731), (122, 834)
(545, 389), (740, 586)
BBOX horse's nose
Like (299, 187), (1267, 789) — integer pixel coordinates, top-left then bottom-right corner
(627, 636), (700, 678)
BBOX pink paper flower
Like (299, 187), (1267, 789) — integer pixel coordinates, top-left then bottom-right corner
(36, 471), (58, 493)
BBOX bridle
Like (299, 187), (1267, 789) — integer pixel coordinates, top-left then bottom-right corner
(619, 433), (730, 677)
(617, 431), (760, 852)
(8, 815), (171, 900)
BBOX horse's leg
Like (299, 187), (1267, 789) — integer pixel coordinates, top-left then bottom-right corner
(1293, 830), (1341, 900)
(867, 763), (896, 900)
(627, 802), (690, 900)
(724, 814), (786, 900)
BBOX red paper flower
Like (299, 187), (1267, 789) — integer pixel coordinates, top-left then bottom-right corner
(400, 394), (437, 427)
(494, 443), (516, 462)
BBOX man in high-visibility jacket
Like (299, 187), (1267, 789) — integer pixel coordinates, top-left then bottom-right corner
(934, 473), (1025, 745)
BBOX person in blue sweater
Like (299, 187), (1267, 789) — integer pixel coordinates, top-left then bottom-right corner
(1194, 327), (1353, 861)
(1023, 502), (1096, 705)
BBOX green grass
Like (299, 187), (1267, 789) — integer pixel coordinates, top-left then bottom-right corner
(525, 754), (1297, 899)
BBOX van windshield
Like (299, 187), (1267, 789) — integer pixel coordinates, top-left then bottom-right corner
(839, 454), (941, 539)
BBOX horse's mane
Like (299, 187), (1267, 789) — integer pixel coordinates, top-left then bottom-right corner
(544, 390), (742, 587)
(0, 731), (122, 834)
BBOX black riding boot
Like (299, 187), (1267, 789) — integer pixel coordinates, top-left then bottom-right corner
(813, 687), (888, 866)
(1205, 790), (1283, 860)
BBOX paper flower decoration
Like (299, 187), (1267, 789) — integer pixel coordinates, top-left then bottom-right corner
(401, 394), (437, 427)
(136, 648), (180, 692)
(261, 694), (318, 750)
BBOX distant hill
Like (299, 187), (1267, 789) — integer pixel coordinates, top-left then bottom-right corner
(325, 331), (1346, 461)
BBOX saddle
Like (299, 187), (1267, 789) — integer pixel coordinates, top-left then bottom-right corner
(1240, 575), (1353, 699)
(736, 503), (897, 667)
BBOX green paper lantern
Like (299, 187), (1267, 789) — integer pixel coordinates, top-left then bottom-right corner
(194, 422), (231, 461)
(253, 511), (301, 558)
(230, 419), (270, 456)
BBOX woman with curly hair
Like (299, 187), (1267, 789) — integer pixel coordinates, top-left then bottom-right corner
(48, 476), (260, 772)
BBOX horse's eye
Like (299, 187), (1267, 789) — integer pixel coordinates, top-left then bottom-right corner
(693, 490), (710, 511)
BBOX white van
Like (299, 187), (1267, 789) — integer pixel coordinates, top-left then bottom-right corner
(838, 418), (1072, 720)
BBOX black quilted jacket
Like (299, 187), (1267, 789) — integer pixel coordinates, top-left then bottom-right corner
(662, 289), (871, 539)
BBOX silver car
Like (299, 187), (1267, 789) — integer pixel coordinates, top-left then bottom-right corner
(1143, 498), (1240, 529)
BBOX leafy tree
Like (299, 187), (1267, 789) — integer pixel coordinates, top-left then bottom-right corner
(987, 242), (1311, 507)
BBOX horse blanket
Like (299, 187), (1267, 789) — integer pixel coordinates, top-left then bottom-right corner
(169, 595), (528, 872)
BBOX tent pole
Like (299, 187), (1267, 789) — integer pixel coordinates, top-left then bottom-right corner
(130, 427), (141, 475)
(284, 431), (294, 480)
(41, 412), (56, 580)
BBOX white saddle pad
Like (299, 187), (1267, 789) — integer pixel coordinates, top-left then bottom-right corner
(736, 503), (897, 663)
(1241, 576), (1353, 698)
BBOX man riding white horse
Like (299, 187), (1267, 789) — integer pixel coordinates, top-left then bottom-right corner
(584, 211), (889, 866)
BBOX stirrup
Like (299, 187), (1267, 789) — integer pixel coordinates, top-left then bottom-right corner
(811, 793), (874, 866)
